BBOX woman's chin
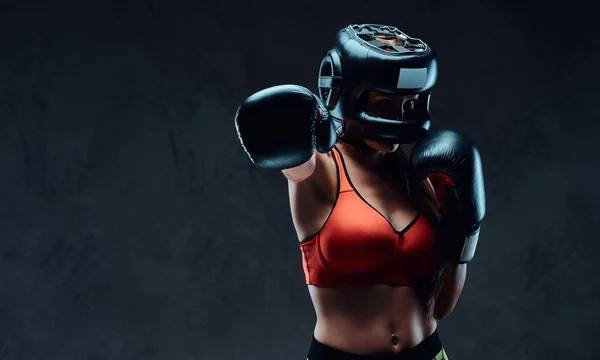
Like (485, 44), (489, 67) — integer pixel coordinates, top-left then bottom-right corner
(364, 139), (399, 153)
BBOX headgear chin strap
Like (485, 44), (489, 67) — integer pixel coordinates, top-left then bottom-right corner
(318, 24), (438, 145)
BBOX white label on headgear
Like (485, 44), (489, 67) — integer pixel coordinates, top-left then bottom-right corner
(397, 68), (428, 89)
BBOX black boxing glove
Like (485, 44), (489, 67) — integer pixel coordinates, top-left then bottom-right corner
(410, 129), (486, 264)
(234, 84), (337, 170)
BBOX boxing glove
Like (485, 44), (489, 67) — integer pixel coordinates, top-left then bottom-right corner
(410, 129), (486, 264)
(234, 84), (337, 170)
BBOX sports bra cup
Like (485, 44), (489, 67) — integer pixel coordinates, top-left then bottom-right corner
(300, 146), (437, 287)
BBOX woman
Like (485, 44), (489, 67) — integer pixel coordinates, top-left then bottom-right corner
(235, 24), (485, 360)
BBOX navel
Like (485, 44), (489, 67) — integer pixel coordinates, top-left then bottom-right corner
(391, 332), (399, 345)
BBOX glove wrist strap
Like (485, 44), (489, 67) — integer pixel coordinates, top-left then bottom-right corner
(440, 219), (481, 264)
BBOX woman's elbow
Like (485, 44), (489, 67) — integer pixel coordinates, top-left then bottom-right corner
(434, 301), (458, 321)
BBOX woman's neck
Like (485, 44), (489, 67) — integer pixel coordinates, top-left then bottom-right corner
(336, 140), (388, 165)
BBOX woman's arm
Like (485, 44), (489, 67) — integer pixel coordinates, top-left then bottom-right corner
(434, 262), (467, 320)
(282, 152), (317, 183)
(423, 177), (468, 320)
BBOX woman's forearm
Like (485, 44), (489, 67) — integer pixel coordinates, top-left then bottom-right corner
(434, 262), (467, 320)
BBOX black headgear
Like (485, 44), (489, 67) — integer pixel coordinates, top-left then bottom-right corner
(318, 24), (438, 145)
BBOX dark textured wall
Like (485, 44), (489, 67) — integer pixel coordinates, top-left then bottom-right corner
(1, 0), (599, 359)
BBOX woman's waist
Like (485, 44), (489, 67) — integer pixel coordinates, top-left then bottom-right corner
(309, 284), (436, 349)
(313, 303), (431, 329)
(309, 284), (430, 319)
(313, 316), (437, 354)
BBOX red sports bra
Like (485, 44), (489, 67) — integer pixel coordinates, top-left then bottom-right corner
(299, 146), (438, 287)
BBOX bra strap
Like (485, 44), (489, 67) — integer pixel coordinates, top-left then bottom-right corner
(331, 146), (353, 193)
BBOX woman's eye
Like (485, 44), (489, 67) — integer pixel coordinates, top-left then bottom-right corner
(375, 100), (395, 117)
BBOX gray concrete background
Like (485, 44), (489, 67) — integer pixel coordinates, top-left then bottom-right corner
(0, 0), (599, 358)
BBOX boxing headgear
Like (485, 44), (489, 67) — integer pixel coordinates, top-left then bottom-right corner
(318, 24), (438, 145)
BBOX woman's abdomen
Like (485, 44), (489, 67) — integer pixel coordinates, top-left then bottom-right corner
(308, 284), (437, 354)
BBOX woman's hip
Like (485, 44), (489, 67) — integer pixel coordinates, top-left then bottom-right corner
(307, 329), (448, 360)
